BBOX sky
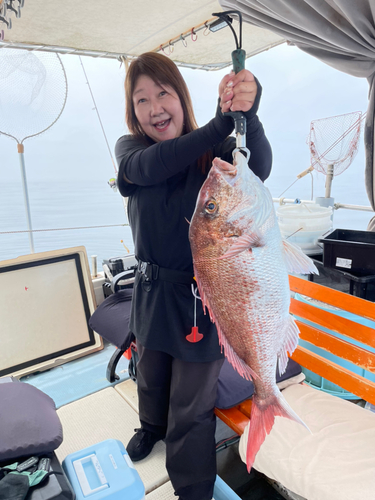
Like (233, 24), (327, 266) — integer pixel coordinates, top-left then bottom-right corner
(0, 42), (372, 225)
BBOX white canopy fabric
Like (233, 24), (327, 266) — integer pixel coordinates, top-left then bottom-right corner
(0, 0), (284, 71)
(219, 0), (375, 226)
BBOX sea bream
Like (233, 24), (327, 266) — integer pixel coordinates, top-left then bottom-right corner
(189, 151), (318, 472)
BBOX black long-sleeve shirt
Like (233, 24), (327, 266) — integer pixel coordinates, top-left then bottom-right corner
(115, 85), (272, 362)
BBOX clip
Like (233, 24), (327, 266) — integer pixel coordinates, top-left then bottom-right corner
(191, 28), (197, 41)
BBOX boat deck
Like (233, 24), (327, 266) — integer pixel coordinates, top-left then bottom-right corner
(21, 343), (286, 499)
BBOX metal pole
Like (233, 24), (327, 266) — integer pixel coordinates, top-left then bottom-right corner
(17, 143), (35, 253)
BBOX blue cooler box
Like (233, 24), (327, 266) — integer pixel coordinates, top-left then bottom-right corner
(62, 439), (145, 500)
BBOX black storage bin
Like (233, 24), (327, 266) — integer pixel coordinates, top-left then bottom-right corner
(318, 229), (375, 275)
(308, 255), (375, 302)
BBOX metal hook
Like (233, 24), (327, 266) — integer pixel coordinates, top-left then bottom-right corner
(168, 40), (174, 53)
(232, 147), (250, 163)
(0, 15), (10, 29)
(0, 29), (4, 41)
(180, 34), (187, 48)
(6, 1), (18, 17)
(191, 28), (197, 41)
(160, 44), (171, 57)
(203, 22), (210, 36)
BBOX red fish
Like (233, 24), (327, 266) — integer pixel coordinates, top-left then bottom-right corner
(189, 152), (317, 471)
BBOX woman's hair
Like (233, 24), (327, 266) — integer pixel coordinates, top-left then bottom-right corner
(125, 52), (197, 139)
(125, 52), (211, 171)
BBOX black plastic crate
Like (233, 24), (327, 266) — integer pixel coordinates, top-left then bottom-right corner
(308, 255), (375, 302)
(318, 229), (375, 275)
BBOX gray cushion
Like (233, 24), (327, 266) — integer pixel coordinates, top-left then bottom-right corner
(0, 382), (63, 462)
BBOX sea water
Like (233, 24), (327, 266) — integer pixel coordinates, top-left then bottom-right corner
(0, 165), (373, 273)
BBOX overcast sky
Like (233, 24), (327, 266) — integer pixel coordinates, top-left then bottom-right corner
(0, 42), (371, 213)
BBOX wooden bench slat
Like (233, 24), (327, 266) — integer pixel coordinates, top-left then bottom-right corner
(297, 321), (375, 373)
(238, 399), (252, 418)
(289, 275), (375, 322)
(214, 406), (248, 435)
(290, 297), (375, 349)
(291, 345), (375, 406)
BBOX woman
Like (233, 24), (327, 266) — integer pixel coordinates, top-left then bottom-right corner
(115, 52), (272, 500)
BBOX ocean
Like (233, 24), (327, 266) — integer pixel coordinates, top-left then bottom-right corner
(1, 45), (373, 272)
(0, 163), (373, 274)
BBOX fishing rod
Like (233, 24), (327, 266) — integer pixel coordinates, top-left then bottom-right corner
(212, 10), (250, 161)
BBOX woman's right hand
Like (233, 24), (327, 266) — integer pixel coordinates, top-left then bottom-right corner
(219, 69), (258, 114)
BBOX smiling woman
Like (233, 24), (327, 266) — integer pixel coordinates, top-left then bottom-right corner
(132, 75), (184, 143)
(113, 51), (272, 500)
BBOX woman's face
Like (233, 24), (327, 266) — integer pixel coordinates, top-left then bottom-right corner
(133, 75), (184, 143)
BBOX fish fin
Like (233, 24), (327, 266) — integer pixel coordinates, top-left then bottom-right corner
(194, 272), (215, 323)
(215, 324), (258, 381)
(277, 315), (300, 376)
(223, 336), (259, 381)
(246, 391), (310, 473)
(218, 232), (264, 260)
(282, 239), (319, 275)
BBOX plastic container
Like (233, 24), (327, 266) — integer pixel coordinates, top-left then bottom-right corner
(318, 229), (375, 274)
(308, 255), (375, 302)
(213, 475), (241, 500)
(62, 439), (145, 500)
(295, 293), (375, 399)
(277, 203), (333, 255)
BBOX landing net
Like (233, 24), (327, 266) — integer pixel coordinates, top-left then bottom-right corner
(308, 111), (363, 176)
(0, 49), (67, 143)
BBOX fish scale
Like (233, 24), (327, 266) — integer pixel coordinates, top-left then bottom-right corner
(189, 151), (318, 472)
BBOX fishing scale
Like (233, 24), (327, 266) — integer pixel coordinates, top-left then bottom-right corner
(212, 10), (250, 161)
(186, 11), (249, 344)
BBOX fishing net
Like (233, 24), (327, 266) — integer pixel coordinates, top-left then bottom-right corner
(0, 48), (68, 253)
(0, 49), (67, 143)
(308, 111), (363, 176)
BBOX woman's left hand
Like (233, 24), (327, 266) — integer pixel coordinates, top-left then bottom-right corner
(219, 69), (257, 114)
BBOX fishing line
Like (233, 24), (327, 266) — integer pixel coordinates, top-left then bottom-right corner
(79, 56), (118, 174)
(79, 56), (130, 225)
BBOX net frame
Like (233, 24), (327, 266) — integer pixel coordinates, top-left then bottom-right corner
(0, 49), (68, 144)
(308, 111), (363, 176)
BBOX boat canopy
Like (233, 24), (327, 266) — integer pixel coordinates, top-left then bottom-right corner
(219, 0), (375, 227)
(0, 0), (284, 70)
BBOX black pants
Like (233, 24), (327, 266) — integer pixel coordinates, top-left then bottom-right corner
(136, 342), (224, 500)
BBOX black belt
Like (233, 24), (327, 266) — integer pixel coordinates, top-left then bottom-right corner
(137, 259), (194, 285)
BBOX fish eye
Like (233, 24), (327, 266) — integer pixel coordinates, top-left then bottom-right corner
(204, 199), (218, 214)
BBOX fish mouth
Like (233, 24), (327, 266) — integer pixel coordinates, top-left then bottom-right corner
(212, 164), (238, 187)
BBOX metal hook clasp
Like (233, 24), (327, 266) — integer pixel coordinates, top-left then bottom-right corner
(191, 28), (197, 41)
(160, 44), (171, 56)
(203, 22), (210, 36)
(232, 147), (250, 163)
(180, 34), (187, 47)
(168, 40), (174, 53)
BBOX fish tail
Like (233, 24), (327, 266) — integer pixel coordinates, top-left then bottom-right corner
(246, 391), (310, 473)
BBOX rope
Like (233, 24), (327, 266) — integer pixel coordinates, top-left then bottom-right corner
(0, 223), (129, 235)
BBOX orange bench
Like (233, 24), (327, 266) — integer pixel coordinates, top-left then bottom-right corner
(215, 276), (375, 500)
(215, 275), (375, 432)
